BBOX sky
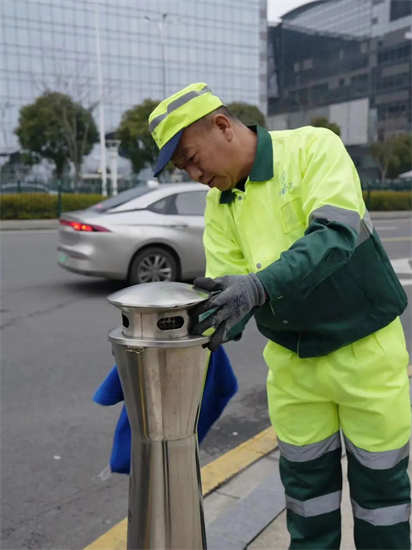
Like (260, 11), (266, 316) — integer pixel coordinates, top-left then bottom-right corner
(267, 0), (314, 22)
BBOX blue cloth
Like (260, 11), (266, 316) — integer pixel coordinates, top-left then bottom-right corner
(93, 346), (237, 474)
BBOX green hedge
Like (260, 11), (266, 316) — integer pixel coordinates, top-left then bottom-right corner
(362, 190), (412, 211)
(1, 191), (411, 220)
(0, 193), (104, 220)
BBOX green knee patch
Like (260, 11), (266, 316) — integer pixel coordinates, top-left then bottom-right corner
(288, 509), (341, 550)
(347, 454), (410, 510)
(354, 518), (410, 550)
(280, 449), (342, 501)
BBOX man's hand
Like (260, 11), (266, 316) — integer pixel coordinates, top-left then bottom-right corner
(192, 274), (266, 351)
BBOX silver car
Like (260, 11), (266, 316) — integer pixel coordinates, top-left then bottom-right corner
(57, 183), (208, 283)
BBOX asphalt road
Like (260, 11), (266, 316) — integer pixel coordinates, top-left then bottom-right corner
(1, 218), (411, 550)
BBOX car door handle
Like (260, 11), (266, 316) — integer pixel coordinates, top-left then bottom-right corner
(169, 224), (188, 229)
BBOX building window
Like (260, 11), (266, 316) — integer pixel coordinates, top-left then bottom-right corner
(360, 42), (369, 54)
(371, 17), (379, 25)
(390, 0), (412, 21)
(377, 102), (406, 120)
(351, 74), (369, 93)
(303, 58), (313, 70)
(378, 43), (411, 64)
(378, 74), (410, 91)
(339, 78), (345, 87)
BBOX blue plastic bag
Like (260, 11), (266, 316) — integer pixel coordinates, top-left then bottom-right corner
(94, 346), (237, 474)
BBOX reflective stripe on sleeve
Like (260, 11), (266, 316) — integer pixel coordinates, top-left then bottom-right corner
(309, 205), (361, 232)
(344, 436), (409, 470)
(352, 500), (411, 526)
(286, 491), (342, 517)
(357, 210), (374, 245)
(278, 432), (341, 463)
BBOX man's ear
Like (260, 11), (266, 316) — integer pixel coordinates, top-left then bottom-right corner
(213, 114), (233, 141)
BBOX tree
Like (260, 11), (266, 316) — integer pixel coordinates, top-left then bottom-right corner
(370, 134), (412, 181)
(117, 99), (161, 174)
(227, 102), (266, 128)
(15, 91), (98, 184)
(310, 116), (341, 137)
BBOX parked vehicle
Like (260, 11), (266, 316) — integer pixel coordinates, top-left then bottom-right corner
(57, 183), (208, 283)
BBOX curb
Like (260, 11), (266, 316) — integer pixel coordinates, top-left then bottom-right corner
(84, 427), (278, 550)
(0, 219), (59, 231)
(84, 366), (412, 550)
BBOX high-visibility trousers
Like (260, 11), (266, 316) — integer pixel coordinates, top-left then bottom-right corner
(265, 317), (411, 549)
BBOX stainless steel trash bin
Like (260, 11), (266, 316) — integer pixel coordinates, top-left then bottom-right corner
(108, 282), (211, 550)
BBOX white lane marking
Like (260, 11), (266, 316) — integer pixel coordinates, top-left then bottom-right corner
(391, 259), (412, 275)
(375, 225), (398, 230)
(391, 258), (412, 287)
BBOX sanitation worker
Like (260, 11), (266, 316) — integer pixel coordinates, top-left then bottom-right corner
(148, 83), (410, 550)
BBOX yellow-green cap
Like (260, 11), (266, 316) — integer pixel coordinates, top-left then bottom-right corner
(149, 82), (223, 176)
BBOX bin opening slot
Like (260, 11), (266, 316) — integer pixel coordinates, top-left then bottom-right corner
(157, 316), (184, 331)
(122, 315), (130, 328)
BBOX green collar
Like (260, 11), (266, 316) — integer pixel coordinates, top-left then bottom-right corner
(220, 125), (274, 205)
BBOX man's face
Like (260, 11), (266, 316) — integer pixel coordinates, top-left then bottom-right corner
(172, 115), (237, 192)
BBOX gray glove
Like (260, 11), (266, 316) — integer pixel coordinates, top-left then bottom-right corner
(192, 274), (267, 351)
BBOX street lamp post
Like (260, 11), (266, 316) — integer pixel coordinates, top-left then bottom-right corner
(106, 139), (121, 196)
(144, 13), (182, 98)
(159, 13), (167, 98)
(94, 1), (108, 197)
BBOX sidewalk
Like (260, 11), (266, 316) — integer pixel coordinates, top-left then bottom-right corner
(0, 218), (59, 231)
(205, 365), (412, 549)
(85, 368), (412, 550)
(205, 428), (412, 550)
(1, 211), (411, 231)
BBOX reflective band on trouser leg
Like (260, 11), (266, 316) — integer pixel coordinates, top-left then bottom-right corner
(279, 433), (343, 550)
(286, 491), (342, 517)
(352, 501), (411, 526)
(346, 436), (411, 550)
(278, 432), (341, 463)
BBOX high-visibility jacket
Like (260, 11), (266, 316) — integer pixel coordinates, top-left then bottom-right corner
(203, 125), (407, 358)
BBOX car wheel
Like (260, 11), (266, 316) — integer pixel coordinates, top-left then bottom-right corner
(129, 247), (178, 285)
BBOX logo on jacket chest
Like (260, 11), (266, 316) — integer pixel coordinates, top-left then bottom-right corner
(279, 171), (293, 196)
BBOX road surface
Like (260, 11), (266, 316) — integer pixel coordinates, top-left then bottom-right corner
(1, 218), (411, 549)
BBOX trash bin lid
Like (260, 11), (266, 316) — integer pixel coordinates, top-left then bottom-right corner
(108, 282), (210, 312)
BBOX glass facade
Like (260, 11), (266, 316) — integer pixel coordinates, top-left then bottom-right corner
(268, 0), (411, 144)
(0, 0), (267, 151)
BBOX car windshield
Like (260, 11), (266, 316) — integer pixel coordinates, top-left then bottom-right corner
(89, 186), (154, 212)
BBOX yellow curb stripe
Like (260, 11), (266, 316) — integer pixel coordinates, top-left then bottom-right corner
(85, 519), (128, 550)
(201, 426), (277, 496)
(86, 364), (412, 549)
(84, 426), (277, 550)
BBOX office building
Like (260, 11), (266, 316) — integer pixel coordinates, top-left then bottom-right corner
(1, 0), (267, 154)
(268, 0), (411, 175)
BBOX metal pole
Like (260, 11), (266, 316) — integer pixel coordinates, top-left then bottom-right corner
(94, 2), (107, 197)
(159, 15), (167, 97)
(57, 179), (62, 218)
(110, 150), (117, 196)
(107, 140), (120, 196)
